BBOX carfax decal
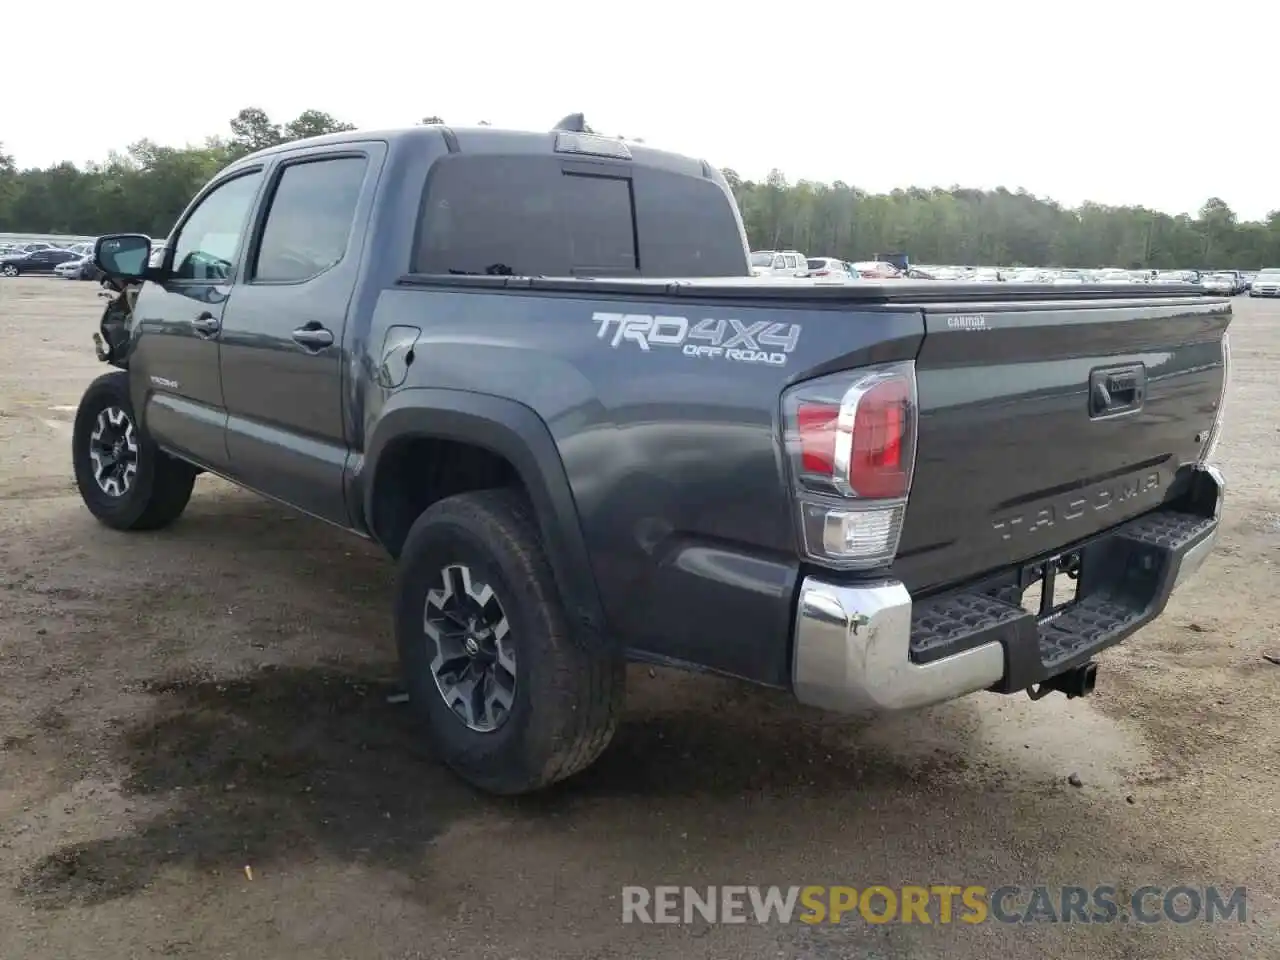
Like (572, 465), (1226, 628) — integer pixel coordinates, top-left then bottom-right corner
(593, 312), (802, 366)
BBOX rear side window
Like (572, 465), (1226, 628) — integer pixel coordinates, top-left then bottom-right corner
(253, 156), (367, 283)
(413, 155), (748, 278)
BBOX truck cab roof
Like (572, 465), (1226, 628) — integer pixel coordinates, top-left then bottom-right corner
(230, 124), (714, 180)
(227, 122), (750, 281)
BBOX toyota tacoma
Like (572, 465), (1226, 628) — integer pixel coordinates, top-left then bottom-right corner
(77, 117), (1230, 794)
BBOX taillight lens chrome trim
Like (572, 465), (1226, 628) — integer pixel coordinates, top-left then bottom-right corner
(781, 361), (919, 570)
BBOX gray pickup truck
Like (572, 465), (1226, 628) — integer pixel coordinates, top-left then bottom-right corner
(79, 119), (1230, 794)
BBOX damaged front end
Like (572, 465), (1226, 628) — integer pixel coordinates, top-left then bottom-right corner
(93, 281), (139, 368)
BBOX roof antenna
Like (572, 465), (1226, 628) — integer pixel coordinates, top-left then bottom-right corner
(552, 112), (589, 133)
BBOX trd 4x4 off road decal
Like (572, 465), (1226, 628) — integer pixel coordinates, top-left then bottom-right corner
(593, 312), (802, 366)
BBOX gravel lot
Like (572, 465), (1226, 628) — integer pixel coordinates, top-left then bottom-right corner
(0, 277), (1277, 960)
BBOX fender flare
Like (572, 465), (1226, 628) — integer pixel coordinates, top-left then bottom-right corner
(362, 389), (608, 645)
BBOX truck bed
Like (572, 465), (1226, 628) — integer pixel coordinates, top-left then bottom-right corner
(383, 276), (1229, 685)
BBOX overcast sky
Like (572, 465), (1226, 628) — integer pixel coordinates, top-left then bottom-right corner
(7, 0), (1276, 220)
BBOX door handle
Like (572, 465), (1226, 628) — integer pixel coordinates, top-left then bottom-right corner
(291, 324), (334, 349)
(190, 311), (221, 335)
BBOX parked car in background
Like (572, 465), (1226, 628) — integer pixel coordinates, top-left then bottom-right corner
(804, 257), (851, 278)
(1006, 268), (1046, 283)
(1052, 270), (1087, 285)
(849, 260), (901, 279)
(54, 255), (103, 281)
(0, 247), (81, 276)
(1201, 273), (1236, 295)
(54, 257), (85, 279)
(1249, 268), (1280, 297)
(1096, 268), (1133, 283)
(749, 250), (809, 277)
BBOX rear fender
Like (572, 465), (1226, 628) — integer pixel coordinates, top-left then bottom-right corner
(362, 389), (608, 647)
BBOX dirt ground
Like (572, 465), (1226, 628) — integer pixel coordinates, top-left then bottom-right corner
(0, 277), (1276, 960)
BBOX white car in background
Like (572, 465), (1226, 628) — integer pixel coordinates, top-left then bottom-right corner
(1248, 268), (1280, 297)
(1051, 270), (1087, 285)
(1201, 273), (1235, 295)
(849, 260), (901, 279)
(1007, 268), (1048, 283)
(749, 250), (809, 277)
(805, 257), (852, 279)
(1096, 268), (1133, 283)
(54, 257), (85, 279)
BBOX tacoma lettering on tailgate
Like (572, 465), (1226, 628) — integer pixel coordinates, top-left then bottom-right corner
(991, 471), (1162, 542)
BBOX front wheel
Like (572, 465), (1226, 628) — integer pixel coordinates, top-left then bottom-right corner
(1, 264), (19, 278)
(72, 372), (197, 530)
(394, 489), (625, 795)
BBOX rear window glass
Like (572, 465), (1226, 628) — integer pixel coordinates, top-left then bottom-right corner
(629, 168), (748, 277)
(414, 156), (634, 277)
(413, 154), (747, 278)
(806, 259), (825, 270)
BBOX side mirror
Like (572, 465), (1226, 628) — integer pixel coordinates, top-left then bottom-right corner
(95, 234), (152, 280)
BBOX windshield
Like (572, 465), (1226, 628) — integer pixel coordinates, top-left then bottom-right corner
(750, 252), (774, 267)
(1258, 269), (1280, 278)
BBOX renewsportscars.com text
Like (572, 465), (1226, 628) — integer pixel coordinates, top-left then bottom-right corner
(621, 885), (1247, 925)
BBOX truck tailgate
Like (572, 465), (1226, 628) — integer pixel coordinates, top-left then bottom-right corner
(892, 296), (1229, 594)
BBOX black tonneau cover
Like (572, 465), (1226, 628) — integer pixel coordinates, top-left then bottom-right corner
(398, 273), (1219, 305)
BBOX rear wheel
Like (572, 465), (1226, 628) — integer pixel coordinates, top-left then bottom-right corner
(72, 372), (197, 530)
(394, 489), (624, 795)
(1, 264), (19, 278)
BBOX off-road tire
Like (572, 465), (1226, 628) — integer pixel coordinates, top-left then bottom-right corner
(394, 489), (624, 795)
(72, 371), (196, 531)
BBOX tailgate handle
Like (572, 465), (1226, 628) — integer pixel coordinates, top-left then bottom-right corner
(1089, 364), (1146, 418)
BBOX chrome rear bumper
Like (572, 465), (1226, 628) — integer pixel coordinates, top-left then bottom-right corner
(791, 465), (1225, 714)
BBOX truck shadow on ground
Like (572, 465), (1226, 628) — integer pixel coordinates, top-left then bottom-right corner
(14, 490), (1121, 913)
(15, 663), (1001, 911)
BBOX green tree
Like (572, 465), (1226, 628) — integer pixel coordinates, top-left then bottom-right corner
(283, 110), (356, 141)
(0, 142), (16, 226)
(228, 107), (283, 155)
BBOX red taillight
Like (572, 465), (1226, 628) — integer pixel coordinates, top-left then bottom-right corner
(797, 402), (838, 474)
(851, 378), (909, 498)
(814, 270), (830, 277)
(781, 363), (918, 570)
(785, 367), (915, 499)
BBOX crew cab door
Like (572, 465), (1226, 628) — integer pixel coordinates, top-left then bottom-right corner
(127, 168), (265, 470)
(217, 144), (382, 525)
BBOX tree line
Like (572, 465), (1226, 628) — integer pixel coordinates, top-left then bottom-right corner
(2, 108), (1277, 269)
